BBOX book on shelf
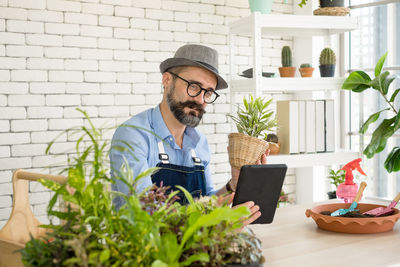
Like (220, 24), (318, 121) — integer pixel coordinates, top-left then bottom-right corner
(276, 100), (299, 154)
(298, 101), (306, 153)
(305, 101), (316, 153)
(315, 100), (325, 153)
(325, 99), (335, 152)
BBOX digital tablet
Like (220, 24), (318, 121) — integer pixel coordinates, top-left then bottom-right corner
(232, 164), (287, 224)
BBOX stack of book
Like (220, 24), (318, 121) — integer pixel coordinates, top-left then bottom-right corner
(276, 100), (335, 154)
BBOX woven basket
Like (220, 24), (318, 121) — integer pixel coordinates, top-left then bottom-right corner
(228, 133), (269, 169)
(313, 7), (350, 16)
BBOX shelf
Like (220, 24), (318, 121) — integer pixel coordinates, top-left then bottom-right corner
(229, 13), (359, 37)
(230, 77), (345, 93)
(267, 151), (360, 168)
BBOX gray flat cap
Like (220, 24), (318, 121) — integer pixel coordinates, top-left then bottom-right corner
(159, 44), (228, 90)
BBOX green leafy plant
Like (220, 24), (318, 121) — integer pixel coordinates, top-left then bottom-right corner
(300, 63), (312, 68)
(342, 52), (400, 173)
(228, 95), (278, 138)
(21, 109), (265, 266)
(319, 48), (336, 65)
(328, 169), (345, 188)
(281, 46), (292, 67)
(298, 0), (308, 7)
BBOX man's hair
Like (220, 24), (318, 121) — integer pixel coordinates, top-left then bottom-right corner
(166, 66), (187, 79)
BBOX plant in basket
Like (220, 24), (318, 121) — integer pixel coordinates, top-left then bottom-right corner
(227, 95), (278, 169)
(20, 109), (265, 267)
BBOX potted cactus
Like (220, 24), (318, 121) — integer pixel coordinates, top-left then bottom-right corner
(319, 48), (336, 77)
(278, 46), (296, 78)
(299, 63), (314, 77)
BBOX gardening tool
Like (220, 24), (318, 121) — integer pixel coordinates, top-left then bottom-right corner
(336, 158), (367, 203)
(331, 181), (367, 217)
(363, 192), (400, 217)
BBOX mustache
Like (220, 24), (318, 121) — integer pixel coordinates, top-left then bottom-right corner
(178, 101), (206, 114)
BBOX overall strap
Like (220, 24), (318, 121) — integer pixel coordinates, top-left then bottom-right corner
(191, 149), (202, 166)
(157, 140), (169, 164)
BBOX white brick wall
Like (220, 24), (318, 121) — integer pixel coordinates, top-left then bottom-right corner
(0, 0), (295, 227)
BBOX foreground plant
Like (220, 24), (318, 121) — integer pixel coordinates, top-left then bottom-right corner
(21, 109), (264, 267)
(342, 52), (400, 173)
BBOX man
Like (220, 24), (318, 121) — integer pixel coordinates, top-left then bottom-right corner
(110, 44), (267, 225)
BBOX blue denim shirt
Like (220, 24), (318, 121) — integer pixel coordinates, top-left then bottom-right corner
(110, 105), (215, 199)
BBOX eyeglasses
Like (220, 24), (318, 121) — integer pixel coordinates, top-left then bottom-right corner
(168, 71), (219, 104)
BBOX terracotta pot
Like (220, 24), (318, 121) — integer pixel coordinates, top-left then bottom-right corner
(305, 203), (400, 234)
(268, 142), (280, 155)
(278, 67), (296, 77)
(299, 67), (314, 77)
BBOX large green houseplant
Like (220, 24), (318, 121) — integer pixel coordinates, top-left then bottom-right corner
(20, 109), (265, 267)
(227, 95), (278, 169)
(342, 53), (400, 173)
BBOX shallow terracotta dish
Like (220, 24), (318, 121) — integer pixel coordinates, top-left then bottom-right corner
(305, 203), (400, 234)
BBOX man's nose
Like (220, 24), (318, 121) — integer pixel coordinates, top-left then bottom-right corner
(192, 90), (205, 105)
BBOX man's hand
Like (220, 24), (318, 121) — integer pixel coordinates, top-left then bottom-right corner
(230, 149), (270, 190)
(233, 200), (261, 229)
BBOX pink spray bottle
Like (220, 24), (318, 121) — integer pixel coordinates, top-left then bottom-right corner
(336, 158), (367, 203)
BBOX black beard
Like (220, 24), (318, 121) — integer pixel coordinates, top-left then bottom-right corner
(166, 86), (206, 128)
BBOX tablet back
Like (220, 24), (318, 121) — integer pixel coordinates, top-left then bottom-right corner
(232, 164), (287, 224)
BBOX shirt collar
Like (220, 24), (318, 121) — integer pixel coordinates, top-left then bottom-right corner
(151, 105), (201, 148)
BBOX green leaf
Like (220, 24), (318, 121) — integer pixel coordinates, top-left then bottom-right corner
(384, 147), (400, 173)
(390, 88), (400, 102)
(151, 260), (169, 267)
(181, 253), (209, 266)
(395, 112), (400, 131)
(134, 167), (160, 182)
(359, 108), (390, 134)
(379, 71), (396, 95)
(363, 117), (396, 158)
(100, 249), (110, 263)
(175, 185), (194, 205)
(375, 52), (387, 77)
(342, 71), (371, 92)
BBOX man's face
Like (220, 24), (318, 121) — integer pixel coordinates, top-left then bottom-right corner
(165, 66), (217, 127)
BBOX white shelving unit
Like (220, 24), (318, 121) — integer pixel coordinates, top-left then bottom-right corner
(267, 151), (359, 169)
(228, 12), (360, 204)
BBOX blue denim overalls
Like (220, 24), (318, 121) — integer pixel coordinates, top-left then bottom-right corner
(151, 140), (207, 204)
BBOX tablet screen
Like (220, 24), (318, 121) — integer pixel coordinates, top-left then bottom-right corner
(232, 164), (287, 224)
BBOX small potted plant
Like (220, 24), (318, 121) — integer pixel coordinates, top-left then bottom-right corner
(327, 168), (345, 199)
(264, 133), (280, 155)
(319, 48), (336, 77)
(248, 0), (273, 14)
(299, 63), (314, 77)
(278, 46), (296, 78)
(228, 95), (278, 169)
(19, 110), (266, 266)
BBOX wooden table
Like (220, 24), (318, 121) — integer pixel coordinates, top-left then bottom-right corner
(250, 200), (400, 266)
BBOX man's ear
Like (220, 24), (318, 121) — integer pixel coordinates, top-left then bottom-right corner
(162, 72), (172, 89)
